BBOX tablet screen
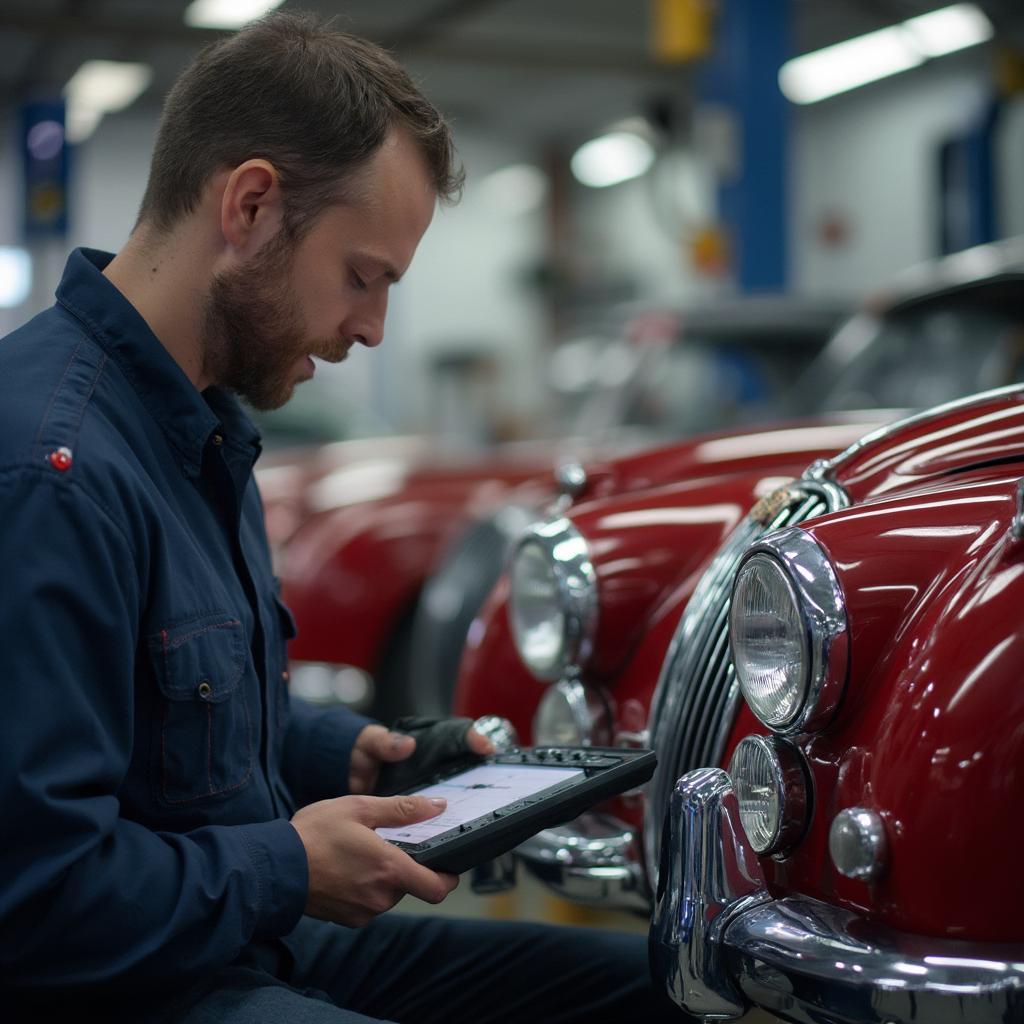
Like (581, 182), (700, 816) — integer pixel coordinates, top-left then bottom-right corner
(376, 763), (584, 845)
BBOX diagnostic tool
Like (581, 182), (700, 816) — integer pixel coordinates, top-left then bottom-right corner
(376, 746), (656, 874)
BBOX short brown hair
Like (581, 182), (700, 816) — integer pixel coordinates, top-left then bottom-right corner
(138, 11), (463, 236)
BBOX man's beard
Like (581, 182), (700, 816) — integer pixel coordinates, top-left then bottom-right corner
(202, 231), (346, 411)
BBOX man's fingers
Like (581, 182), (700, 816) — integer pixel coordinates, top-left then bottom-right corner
(397, 863), (460, 905)
(358, 724), (416, 762)
(350, 793), (447, 829)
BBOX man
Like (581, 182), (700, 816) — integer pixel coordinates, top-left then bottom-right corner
(0, 12), (679, 1023)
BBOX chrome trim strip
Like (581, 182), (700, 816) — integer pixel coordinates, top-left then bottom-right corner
(732, 527), (850, 735)
(650, 768), (1024, 1024)
(820, 383), (1024, 477)
(516, 813), (648, 912)
(509, 517), (599, 683)
(1012, 478), (1024, 542)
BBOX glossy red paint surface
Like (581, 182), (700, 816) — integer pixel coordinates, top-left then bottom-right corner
(454, 417), (882, 734)
(271, 449), (551, 673)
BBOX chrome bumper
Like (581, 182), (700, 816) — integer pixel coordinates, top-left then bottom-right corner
(515, 812), (650, 912)
(649, 768), (1024, 1024)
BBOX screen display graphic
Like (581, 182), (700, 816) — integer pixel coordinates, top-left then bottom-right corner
(376, 763), (584, 845)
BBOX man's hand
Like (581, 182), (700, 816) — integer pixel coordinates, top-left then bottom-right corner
(290, 793), (459, 926)
(348, 724), (416, 795)
(350, 720), (496, 795)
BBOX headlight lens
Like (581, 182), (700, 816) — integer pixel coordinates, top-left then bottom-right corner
(510, 541), (566, 675)
(730, 528), (849, 734)
(533, 679), (609, 747)
(509, 519), (598, 682)
(730, 554), (808, 729)
(729, 734), (809, 856)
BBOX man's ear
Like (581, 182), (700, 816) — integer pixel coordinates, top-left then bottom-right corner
(219, 159), (284, 255)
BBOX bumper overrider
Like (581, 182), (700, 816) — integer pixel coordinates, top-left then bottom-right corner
(649, 768), (1024, 1024)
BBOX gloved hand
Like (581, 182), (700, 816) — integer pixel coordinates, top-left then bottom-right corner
(374, 716), (495, 796)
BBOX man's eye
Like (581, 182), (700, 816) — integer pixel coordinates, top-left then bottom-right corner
(351, 271), (368, 292)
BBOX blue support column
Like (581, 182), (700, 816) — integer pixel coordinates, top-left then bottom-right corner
(699, 0), (790, 292)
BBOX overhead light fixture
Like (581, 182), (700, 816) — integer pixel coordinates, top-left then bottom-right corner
(184, 0), (285, 30)
(779, 3), (994, 105)
(479, 164), (548, 215)
(63, 60), (153, 143)
(570, 131), (655, 189)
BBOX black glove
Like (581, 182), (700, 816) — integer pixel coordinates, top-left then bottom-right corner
(374, 716), (483, 796)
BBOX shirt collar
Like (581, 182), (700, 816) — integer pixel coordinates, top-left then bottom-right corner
(55, 247), (261, 478)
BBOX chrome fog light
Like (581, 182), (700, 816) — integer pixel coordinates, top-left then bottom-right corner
(509, 519), (597, 682)
(830, 807), (887, 881)
(728, 735), (809, 856)
(730, 528), (849, 734)
(533, 679), (609, 747)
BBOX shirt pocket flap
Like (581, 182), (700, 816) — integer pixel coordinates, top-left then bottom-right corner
(148, 613), (245, 703)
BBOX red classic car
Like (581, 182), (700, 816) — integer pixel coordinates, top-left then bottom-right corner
(451, 239), (1024, 1019)
(649, 386), (1024, 1022)
(262, 298), (843, 720)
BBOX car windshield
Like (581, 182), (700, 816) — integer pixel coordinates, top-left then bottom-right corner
(794, 277), (1024, 415)
(559, 304), (844, 443)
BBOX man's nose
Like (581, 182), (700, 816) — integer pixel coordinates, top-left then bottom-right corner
(349, 292), (387, 348)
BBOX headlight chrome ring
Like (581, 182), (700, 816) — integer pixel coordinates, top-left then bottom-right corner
(508, 518), (598, 682)
(730, 527), (849, 734)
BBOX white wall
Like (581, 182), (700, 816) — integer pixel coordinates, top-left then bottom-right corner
(790, 50), (996, 297)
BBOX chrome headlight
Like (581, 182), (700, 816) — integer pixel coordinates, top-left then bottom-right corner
(730, 527), (848, 733)
(533, 679), (609, 747)
(728, 734), (810, 856)
(509, 518), (598, 682)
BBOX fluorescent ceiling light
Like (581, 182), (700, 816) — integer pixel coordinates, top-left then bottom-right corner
(571, 132), (655, 189)
(184, 0), (284, 29)
(0, 248), (32, 308)
(780, 3), (993, 105)
(479, 164), (548, 215)
(63, 60), (153, 143)
(904, 3), (994, 58)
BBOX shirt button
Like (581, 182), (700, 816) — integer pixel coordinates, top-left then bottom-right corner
(211, 434), (224, 446)
(282, 670), (290, 682)
(197, 680), (213, 699)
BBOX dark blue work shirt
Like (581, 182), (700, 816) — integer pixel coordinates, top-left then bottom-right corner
(0, 249), (370, 993)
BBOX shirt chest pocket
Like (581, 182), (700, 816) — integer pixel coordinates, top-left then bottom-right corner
(148, 612), (255, 805)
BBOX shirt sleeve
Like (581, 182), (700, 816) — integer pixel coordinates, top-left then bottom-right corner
(0, 468), (308, 992)
(282, 695), (374, 806)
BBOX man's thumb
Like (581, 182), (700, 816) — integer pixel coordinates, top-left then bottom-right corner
(372, 794), (447, 828)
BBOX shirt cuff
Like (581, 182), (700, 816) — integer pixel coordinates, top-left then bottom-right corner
(237, 818), (309, 940)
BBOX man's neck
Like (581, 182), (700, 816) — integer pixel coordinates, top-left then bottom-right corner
(103, 226), (212, 391)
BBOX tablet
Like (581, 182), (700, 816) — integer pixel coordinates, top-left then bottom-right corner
(376, 746), (656, 874)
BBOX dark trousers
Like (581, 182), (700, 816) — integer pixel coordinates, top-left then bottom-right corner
(147, 914), (683, 1023)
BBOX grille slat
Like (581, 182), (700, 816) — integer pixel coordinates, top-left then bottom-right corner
(643, 481), (845, 878)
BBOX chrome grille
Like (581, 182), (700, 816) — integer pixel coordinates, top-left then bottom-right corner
(642, 478), (848, 880)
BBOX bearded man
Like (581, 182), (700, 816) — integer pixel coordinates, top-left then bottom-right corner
(0, 12), (681, 1023)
